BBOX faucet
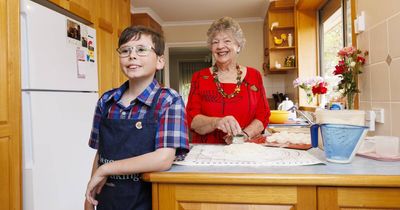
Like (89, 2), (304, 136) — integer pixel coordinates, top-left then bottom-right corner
(287, 105), (315, 125)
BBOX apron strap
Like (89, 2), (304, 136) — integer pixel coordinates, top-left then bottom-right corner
(145, 87), (162, 121)
(101, 100), (114, 118)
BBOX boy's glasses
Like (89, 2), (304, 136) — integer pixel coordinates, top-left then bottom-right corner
(116, 45), (156, 57)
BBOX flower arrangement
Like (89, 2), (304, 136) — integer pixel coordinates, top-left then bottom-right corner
(333, 46), (368, 109)
(293, 75), (342, 105)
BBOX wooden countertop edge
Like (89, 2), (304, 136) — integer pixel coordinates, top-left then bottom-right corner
(142, 172), (400, 187)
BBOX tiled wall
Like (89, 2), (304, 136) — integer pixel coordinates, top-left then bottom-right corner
(357, 0), (400, 137)
(264, 74), (286, 99)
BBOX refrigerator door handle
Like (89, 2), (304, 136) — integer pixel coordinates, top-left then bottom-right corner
(21, 11), (31, 90)
(22, 91), (34, 169)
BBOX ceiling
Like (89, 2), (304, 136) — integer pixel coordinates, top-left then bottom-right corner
(131, 0), (270, 26)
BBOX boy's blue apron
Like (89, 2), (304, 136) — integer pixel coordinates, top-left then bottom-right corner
(96, 89), (162, 210)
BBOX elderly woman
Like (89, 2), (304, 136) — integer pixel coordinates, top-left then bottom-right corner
(186, 17), (271, 144)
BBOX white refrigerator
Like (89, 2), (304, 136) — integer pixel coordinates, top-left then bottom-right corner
(21, 1), (98, 209)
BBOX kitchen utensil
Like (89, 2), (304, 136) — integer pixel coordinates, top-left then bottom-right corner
(269, 110), (289, 124)
(278, 97), (296, 119)
(310, 124), (368, 163)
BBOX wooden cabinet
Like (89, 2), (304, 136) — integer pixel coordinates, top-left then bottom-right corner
(95, 0), (115, 95)
(144, 173), (400, 210)
(49, 0), (93, 22)
(114, 0), (131, 85)
(264, 0), (296, 74)
(131, 13), (162, 34)
(95, 0), (131, 94)
(0, 0), (21, 209)
(318, 187), (400, 210)
(145, 173), (317, 210)
(156, 184), (315, 210)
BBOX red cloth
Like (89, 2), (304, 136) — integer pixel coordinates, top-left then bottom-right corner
(186, 67), (271, 144)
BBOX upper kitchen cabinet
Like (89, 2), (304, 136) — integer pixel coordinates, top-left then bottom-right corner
(131, 13), (163, 34)
(115, 0), (131, 37)
(264, 0), (296, 74)
(48, 0), (93, 22)
(114, 0), (131, 84)
(95, 0), (117, 94)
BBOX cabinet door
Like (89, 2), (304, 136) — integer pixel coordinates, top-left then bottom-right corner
(0, 0), (22, 209)
(48, 0), (69, 9)
(96, 0), (117, 94)
(154, 184), (316, 210)
(318, 187), (400, 210)
(68, 0), (93, 22)
(131, 13), (162, 34)
(114, 0), (131, 84)
(49, 0), (93, 22)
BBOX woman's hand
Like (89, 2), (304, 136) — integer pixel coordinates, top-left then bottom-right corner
(85, 166), (107, 206)
(215, 116), (242, 136)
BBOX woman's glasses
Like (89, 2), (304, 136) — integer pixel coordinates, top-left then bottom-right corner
(116, 45), (156, 57)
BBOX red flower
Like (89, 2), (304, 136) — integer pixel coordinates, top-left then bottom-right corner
(312, 82), (327, 95)
(357, 56), (366, 64)
(334, 65), (345, 75)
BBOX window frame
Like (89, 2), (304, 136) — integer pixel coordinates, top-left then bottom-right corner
(318, 0), (354, 77)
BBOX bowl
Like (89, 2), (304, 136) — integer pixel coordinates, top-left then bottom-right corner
(269, 110), (289, 124)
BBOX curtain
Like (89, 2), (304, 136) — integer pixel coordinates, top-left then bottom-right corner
(179, 60), (211, 104)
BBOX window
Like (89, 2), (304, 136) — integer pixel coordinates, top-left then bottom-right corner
(319, 0), (353, 76)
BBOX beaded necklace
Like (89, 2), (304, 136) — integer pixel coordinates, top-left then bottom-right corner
(212, 64), (242, 98)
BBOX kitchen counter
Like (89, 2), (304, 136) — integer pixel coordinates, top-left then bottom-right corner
(143, 149), (400, 210)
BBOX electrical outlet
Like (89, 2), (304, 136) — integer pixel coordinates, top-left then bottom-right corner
(365, 110), (376, 131)
(372, 108), (384, 123)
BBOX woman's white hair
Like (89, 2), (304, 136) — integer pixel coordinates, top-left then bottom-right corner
(206, 17), (246, 51)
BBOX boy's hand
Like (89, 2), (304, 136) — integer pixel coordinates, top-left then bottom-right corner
(85, 166), (107, 206)
(84, 199), (95, 210)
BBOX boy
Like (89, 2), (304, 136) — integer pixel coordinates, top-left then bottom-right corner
(84, 26), (189, 210)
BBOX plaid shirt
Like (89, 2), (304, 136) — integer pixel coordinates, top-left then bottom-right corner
(88, 79), (189, 155)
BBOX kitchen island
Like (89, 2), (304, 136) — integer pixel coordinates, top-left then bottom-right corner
(143, 148), (400, 210)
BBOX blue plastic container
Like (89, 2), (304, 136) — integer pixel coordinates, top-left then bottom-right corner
(311, 124), (369, 163)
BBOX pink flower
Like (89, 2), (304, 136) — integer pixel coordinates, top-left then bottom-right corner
(338, 46), (356, 57)
(333, 46), (368, 98)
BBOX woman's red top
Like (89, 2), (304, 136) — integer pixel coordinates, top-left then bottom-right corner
(186, 67), (271, 144)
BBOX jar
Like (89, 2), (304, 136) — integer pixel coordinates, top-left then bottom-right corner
(288, 33), (293, 47)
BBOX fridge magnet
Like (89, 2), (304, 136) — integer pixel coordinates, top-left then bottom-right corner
(76, 47), (87, 78)
(81, 37), (88, 48)
(87, 37), (95, 62)
(80, 26), (88, 48)
(66, 19), (81, 46)
(76, 48), (86, 61)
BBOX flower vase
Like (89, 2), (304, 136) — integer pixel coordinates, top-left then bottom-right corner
(319, 94), (327, 109)
(306, 93), (313, 104)
(346, 92), (356, 109)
